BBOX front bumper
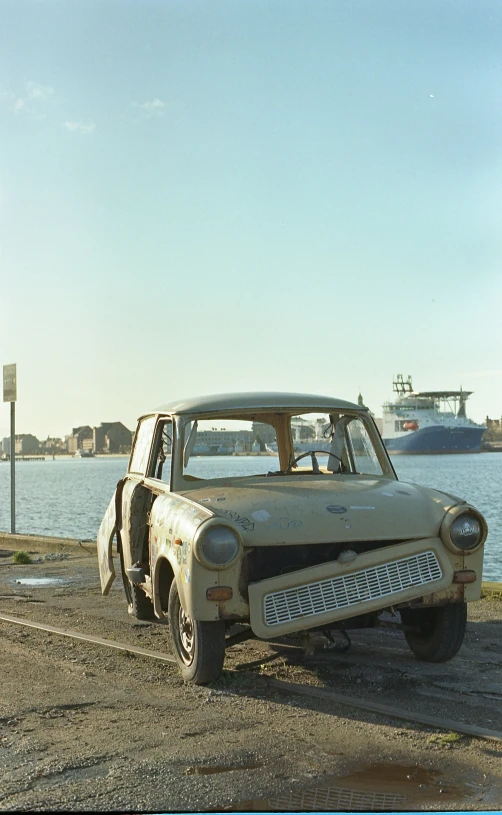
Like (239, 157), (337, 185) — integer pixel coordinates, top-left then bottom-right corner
(248, 538), (453, 639)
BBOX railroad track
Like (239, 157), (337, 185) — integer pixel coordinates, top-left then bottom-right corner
(1, 609), (501, 745)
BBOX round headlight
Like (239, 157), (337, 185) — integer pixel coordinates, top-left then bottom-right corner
(196, 525), (241, 569)
(441, 506), (487, 555)
(450, 513), (483, 551)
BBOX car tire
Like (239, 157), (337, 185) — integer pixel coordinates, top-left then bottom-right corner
(168, 580), (225, 684)
(118, 544), (155, 620)
(127, 582), (155, 620)
(401, 602), (467, 662)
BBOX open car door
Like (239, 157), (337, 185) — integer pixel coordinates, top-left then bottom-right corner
(97, 478), (126, 595)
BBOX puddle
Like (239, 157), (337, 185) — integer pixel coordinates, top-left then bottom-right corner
(229, 763), (478, 812)
(185, 764), (261, 776)
(14, 578), (67, 587)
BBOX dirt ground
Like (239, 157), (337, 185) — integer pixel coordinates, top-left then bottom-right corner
(0, 545), (501, 812)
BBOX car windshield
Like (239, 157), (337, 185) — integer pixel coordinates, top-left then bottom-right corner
(287, 411), (385, 476)
(180, 411), (385, 480)
(182, 418), (278, 480)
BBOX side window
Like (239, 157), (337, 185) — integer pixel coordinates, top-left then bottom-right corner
(151, 420), (173, 483)
(129, 416), (157, 475)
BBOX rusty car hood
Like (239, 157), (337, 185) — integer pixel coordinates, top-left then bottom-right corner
(180, 476), (463, 545)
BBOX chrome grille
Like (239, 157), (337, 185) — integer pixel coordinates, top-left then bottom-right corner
(263, 550), (442, 627)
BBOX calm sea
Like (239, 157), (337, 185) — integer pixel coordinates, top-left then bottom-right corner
(0, 453), (500, 580)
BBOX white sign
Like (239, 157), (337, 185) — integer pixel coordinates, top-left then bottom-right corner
(3, 364), (17, 402)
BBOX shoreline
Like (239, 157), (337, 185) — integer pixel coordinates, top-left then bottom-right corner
(2, 449), (502, 462)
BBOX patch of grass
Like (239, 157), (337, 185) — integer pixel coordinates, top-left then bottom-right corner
(212, 669), (255, 689)
(12, 550), (32, 564)
(428, 730), (464, 746)
(481, 583), (502, 600)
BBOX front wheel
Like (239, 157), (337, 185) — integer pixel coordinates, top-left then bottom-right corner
(168, 581), (225, 684)
(401, 602), (467, 662)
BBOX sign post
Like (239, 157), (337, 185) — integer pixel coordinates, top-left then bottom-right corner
(3, 364), (17, 534)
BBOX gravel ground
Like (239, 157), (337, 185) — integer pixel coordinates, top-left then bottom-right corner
(0, 547), (501, 812)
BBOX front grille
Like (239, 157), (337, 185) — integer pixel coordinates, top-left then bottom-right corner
(271, 786), (405, 812)
(263, 550), (442, 627)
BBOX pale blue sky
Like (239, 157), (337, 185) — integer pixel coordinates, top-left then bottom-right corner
(1, 0), (501, 438)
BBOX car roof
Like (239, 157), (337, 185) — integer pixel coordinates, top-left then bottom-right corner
(150, 391), (364, 417)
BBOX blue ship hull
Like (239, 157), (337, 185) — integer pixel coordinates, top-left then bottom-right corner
(383, 425), (485, 454)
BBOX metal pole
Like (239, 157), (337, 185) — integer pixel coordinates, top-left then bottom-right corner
(10, 400), (15, 534)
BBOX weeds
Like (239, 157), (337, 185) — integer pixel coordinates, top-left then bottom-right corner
(428, 731), (464, 746)
(212, 669), (254, 689)
(12, 550), (32, 564)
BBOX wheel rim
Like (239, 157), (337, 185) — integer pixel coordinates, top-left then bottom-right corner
(177, 604), (195, 666)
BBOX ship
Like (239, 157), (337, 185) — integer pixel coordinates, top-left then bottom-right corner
(381, 375), (486, 454)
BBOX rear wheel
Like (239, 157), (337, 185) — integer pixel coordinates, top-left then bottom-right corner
(401, 602), (467, 662)
(118, 544), (155, 620)
(168, 581), (225, 684)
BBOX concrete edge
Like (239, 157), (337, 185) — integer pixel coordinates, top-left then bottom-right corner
(0, 532), (96, 554)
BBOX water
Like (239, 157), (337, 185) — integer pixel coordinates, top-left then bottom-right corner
(14, 577), (66, 586)
(232, 761), (476, 812)
(0, 453), (500, 580)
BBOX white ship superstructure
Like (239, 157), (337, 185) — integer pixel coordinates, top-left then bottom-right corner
(382, 375), (486, 454)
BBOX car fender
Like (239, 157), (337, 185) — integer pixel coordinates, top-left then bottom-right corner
(152, 549), (182, 620)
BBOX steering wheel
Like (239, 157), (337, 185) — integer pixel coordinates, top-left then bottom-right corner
(288, 449), (343, 475)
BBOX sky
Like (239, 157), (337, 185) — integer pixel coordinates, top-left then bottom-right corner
(1, 0), (501, 439)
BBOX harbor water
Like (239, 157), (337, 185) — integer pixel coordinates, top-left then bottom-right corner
(0, 453), (500, 580)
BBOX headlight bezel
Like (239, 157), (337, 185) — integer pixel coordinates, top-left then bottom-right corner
(193, 519), (243, 571)
(440, 505), (487, 555)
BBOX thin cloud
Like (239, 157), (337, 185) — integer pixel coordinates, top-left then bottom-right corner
(134, 97), (167, 117)
(3, 81), (54, 114)
(25, 81), (54, 101)
(62, 121), (96, 135)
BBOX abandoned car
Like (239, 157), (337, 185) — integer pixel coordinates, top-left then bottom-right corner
(97, 392), (487, 684)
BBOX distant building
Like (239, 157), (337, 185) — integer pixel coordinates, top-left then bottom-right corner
(484, 417), (502, 440)
(67, 426), (93, 454)
(357, 393), (383, 435)
(252, 421), (276, 445)
(2, 434), (39, 455)
(65, 422), (133, 454)
(93, 422), (133, 454)
(291, 416), (315, 442)
(193, 429), (253, 454)
(39, 437), (66, 454)
(16, 434), (40, 455)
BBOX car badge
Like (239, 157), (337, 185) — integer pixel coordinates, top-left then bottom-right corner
(338, 549), (357, 563)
